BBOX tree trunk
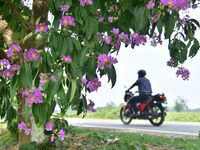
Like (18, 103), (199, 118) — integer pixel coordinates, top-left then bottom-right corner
(17, 93), (31, 145)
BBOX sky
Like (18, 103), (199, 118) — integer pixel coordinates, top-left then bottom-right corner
(87, 8), (200, 109)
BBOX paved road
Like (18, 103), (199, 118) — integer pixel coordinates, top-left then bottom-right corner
(67, 118), (200, 137)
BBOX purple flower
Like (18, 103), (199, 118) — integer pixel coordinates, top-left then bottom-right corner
(25, 88), (43, 106)
(22, 88), (31, 97)
(59, 129), (65, 140)
(3, 69), (14, 79)
(18, 122), (31, 135)
(0, 58), (10, 67)
(50, 134), (55, 142)
(25, 128), (31, 135)
(130, 33), (147, 46)
(36, 22), (49, 33)
(6, 49), (13, 57)
(82, 78), (88, 85)
(80, 0), (93, 7)
(18, 122), (27, 130)
(111, 28), (120, 35)
(60, 4), (70, 13)
(147, 2), (155, 9)
(50, 76), (57, 82)
(167, 58), (176, 67)
(24, 48), (40, 62)
(10, 64), (20, 72)
(61, 55), (72, 63)
(45, 121), (54, 131)
(160, 0), (189, 10)
(39, 73), (49, 86)
(60, 16), (75, 27)
(176, 67), (190, 80)
(114, 40), (121, 51)
(9, 43), (22, 53)
(86, 77), (101, 92)
(108, 16), (114, 23)
(98, 17), (104, 22)
(87, 99), (96, 112)
(103, 35), (112, 44)
(97, 54), (118, 70)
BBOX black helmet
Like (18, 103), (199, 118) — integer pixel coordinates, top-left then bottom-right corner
(138, 69), (146, 77)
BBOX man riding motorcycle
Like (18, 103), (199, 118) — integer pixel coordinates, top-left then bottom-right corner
(126, 69), (152, 115)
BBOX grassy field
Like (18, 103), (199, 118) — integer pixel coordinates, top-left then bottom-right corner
(66, 107), (200, 122)
(1, 126), (200, 150)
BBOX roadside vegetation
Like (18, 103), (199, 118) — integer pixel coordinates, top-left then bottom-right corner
(0, 125), (199, 150)
(66, 106), (200, 122)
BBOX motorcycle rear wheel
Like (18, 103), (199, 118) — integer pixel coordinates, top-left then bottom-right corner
(120, 107), (132, 125)
(148, 104), (165, 126)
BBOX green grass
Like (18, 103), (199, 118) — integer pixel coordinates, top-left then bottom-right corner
(73, 127), (200, 150)
(1, 126), (199, 150)
(66, 107), (200, 122)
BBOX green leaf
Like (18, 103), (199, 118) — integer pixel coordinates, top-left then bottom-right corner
(69, 79), (77, 103)
(107, 66), (117, 88)
(165, 14), (176, 39)
(47, 77), (61, 99)
(10, 75), (20, 101)
(133, 6), (149, 34)
(32, 104), (47, 125)
(24, 105), (31, 123)
(22, 31), (37, 44)
(189, 38), (200, 58)
(20, 63), (33, 88)
(72, 38), (81, 51)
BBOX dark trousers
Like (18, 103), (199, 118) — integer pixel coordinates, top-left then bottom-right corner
(128, 94), (150, 112)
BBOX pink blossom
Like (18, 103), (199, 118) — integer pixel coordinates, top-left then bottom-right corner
(60, 16), (75, 27)
(45, 121), (54, 131)
(24, 48), (40, 62)
(59, 129), (65, 140)
(97, 54), (118, 70)
(60, 4), (70, 13)
(36, 22), (49, 32)
(61, 55), (72, 63)
(147, 1), (155, 9)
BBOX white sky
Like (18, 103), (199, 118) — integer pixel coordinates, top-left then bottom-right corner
(88, 8), (200, 109)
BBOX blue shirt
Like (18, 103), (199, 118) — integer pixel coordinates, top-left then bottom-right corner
(135, 77), (152, 95)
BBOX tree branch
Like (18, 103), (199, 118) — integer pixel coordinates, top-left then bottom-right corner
(3, 0), (32, 32)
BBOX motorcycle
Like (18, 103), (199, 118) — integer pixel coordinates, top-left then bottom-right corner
(120, 91), (167, 126)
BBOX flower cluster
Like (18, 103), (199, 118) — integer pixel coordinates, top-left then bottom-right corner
(167, 58), (176, 68)
(80, 0), (93, 7)
(6, 43), (22, 57)
(147, 1), (155, 9)
(45, 121), (65, 142)
(82, 77), (101, 92)
(176, 67), (190, 80)
(87, 99), (96, 112)
(0, 59), (20, 79)
(61, 55), (72, 63)
(36, 22), (49, 33)
(59, 16), (75, 27)
(98, 28), (147, 52)
(150, 33), (162, 47)
(160, 0), (189, 10)
(24, 48), (40, 62)
(97, 54), (118, 70)
(39, 73), (57, 86)
(22, 88), (43, 106)
(60, 4), (70, 13)
(45, 121), (54, 131)
(18, 122), (31, 135)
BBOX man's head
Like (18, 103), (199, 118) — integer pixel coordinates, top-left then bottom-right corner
(138, 69), (146, 77)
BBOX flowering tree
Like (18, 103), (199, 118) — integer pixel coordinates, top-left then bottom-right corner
(0, 0), (199, 145)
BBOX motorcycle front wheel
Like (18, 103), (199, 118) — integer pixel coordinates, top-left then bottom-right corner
(120, 107), (132, 125)
(148, 104), (165, 126)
